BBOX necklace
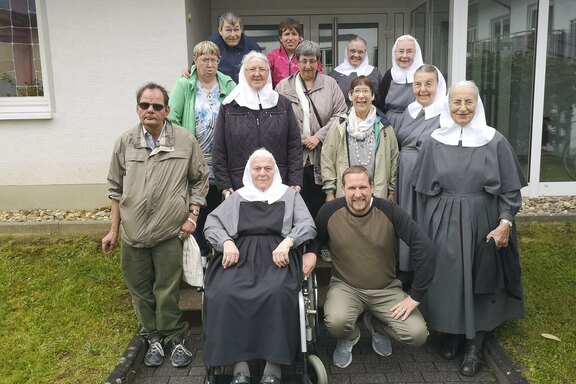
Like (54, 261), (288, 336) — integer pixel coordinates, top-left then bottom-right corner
(353, 130), (375, 166)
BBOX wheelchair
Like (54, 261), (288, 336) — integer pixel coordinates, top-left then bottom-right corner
(201, 257), (328, 384)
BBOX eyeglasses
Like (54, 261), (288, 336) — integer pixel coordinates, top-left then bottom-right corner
(244, 67), (270, 74)
(348, 49), (366, 55)
(298, 59), (317, 66)
(396, 49), (415, 56)
(198, 58), (220, 65)
(138, 102), (165, 111)
(351, 88), (372, 95)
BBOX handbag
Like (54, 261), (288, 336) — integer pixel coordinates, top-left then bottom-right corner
(182, 235), (203, 287)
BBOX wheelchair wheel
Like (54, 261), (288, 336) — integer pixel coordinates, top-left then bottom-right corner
(307, 354), (328, 384)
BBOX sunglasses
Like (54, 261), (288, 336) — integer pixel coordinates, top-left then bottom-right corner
(138, 102), (165, 111)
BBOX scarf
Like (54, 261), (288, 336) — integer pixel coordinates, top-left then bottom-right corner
(347, 105), (377, 140)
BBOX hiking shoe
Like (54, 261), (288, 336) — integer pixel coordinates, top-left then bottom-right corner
(320, 248), (332, 263)
(169, 337), (193, 367)
(363, 312), (392, 356)
(332, 332), (360, 368)
(144, 335), (164, 367)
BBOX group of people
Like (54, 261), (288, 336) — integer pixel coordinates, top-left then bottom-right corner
(101, 10), (527, 384)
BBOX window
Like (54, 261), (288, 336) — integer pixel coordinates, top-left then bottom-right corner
(0, 0), (52, 119)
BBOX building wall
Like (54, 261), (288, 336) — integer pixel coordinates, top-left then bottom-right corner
(0, 0), (188, 209)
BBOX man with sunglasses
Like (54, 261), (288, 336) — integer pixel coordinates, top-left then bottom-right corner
(102, 82), (209, 369)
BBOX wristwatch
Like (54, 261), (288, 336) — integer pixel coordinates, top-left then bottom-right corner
(189, 208), (200, 216)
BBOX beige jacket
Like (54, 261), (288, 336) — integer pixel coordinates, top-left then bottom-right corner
(107, 121), (209, 247)
(276, 73), (347, 184)
(321, 114), (399, 198)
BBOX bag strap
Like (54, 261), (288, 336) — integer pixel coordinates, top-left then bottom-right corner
(299, 76), (324, 128)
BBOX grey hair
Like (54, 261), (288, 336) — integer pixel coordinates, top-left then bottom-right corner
(295, 40), (321, 60)
(347, 35), (367, 50)
(449, 80), (479, 101)
(218, 12), (242, 30)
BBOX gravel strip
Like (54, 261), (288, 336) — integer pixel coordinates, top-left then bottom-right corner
(0, 196), (575, 222)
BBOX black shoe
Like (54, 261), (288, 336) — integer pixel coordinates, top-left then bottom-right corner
(169, 337), (193, 367)
(440, 334), (463, 360)
(459, 345), (485, 376)
(144, 335), (164, 367)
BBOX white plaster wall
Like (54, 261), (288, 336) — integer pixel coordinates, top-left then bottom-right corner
(0, 0), (188, 186)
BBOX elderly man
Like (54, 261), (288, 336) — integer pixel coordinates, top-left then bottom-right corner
(308, 165), (435, 368)
(102, 82), (209, 368)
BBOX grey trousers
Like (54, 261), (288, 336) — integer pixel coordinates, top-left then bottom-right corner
(324, 277), (428, 347)
(121, 237), (188, 343)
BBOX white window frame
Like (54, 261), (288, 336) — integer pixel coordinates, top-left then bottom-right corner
(0, 0), (53, 120)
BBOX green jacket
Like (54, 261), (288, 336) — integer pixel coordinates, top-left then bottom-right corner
(321, 114), (399, 198)
(168, 66), (236, 135)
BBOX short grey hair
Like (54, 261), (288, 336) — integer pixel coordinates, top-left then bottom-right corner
(218, 12), (242, 30)
(295, 40), (321, 60)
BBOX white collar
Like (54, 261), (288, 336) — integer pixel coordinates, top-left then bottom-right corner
(236, 153), (288, 204)
(334, 55), (374, 77)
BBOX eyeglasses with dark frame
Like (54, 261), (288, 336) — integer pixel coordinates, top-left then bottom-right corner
(138, 102), (166, 111)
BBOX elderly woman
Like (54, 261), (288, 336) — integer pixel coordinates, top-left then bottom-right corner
(203, 149), (317, 384)
(321, 75), (399, 202)
(207, 12), (261, 83)
(276, 40), (347, 219)
(213, 51), (303, 197)
(376, 35), (424, 128)
(394, 64), (446, 283)
(267, 18), (323, 87)
(169, 41), (236, 256)
(412, 81), (527, 376)
(329, 35), (382, 108)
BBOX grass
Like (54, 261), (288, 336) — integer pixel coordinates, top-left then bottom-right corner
(496, 222), (576, 384)
(1, 223), (574, 383)
(0, 235), (137, 384)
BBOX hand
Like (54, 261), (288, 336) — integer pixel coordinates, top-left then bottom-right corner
(291, 185), (302, 193)
(181, 68), (191, 78)
(302, 252), (317, 277)
(486, 222), (510, 248)
(221, 188), (234, 199)
(325, 193), (335, 202)
(179, 218), (197, 240)
(272, 238), (292, 268)
(303, 136), (321, 150)
(391, 296), (420, 321)
(387, 193), (395, 202)
(222, 240), (240, 269)
(101, 230), (118, 253)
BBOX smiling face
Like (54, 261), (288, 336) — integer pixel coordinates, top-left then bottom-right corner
(449, 85), (478, 126)
(244, 56), (270, 91)
(394, 39), (416, 69)
(280, 28), (301, 55)
(250, 155), (276, 191)
(413, 71), (439, 107)
(349, 82), (375, 119)
(219, 21), (242, 47)
(298, 54), (318, 82)
(343, 171), (374, 215)
(347, 40), (367, 68)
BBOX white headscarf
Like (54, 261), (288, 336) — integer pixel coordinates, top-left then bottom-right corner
(236, 148), (288, 203)
(222, 51), (279, 110)
(334, 52), (374, 77)
(407, 65), (447, 120)
(390, 35), (424, 84)
(432, 81), (496, 147)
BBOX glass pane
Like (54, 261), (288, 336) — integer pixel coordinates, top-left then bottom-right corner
(336, 23), (378, 68)
(467, 0), (534, 179)
(243, 24), (279, 55)
(318, 23), (333, 73)
(541, 1), (576, 181)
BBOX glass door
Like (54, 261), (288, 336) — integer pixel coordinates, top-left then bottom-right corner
(241, 15), (312, 56)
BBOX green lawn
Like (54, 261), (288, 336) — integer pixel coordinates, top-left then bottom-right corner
(0, 235), (136, 384)
(496, 222), (576, 384)
(0, 223), (574, 383)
